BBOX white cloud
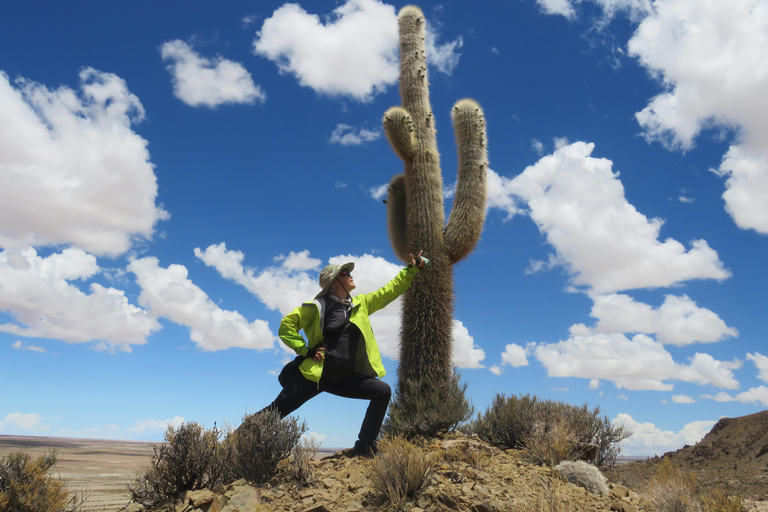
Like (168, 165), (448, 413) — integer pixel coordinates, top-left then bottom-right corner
(451, 319), (486, 369)
(126, 416), (184, 434)
(0, 412), (50, 432)
(489, 365), (504, 375)
(0, 69), (168, 256)
(253, 0), (462, 101)
(253, 0), (399, 101)
(424, 21), (463, 75)
(160, 40), (265, 108)
(485, 168), (524, 221)
(536, 0), (577, 19)
(500, 343), (529, 368)
(501, 141), (730, 294)
(571, 293), (737, 346)
(671, 394), (695, 403)
(627, 0), (768, 234)
(0, 248), (161, 351)
(128, 256), (276, 351)
(195, 243), (321, 315)
(11, 340), (46, 352)
(533, 333), (740, 390)
(614, 412), (715, 456)
(747, 352), (768, 384)
(369, 183), (389, 201)
(702, 385), (768, 407)
(329, 124), (381, 145)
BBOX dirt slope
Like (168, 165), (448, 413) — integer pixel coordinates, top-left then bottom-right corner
(606, 409), (768, 500)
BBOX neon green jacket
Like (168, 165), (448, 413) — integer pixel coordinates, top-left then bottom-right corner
(278, 265), (420, 384)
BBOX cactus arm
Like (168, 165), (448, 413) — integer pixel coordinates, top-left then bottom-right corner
(444, 99), (489, 264)
(387, 174), (411, 263)
(384, 107), (417, 160)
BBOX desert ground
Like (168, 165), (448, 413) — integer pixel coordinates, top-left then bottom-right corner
(0, 435), (338, 511)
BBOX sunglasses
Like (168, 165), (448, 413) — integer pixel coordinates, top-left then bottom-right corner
(338, 270), (352, 277)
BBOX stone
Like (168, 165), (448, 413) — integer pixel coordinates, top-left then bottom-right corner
(228, 485), (261, 511)
(302, 505), (331, 512)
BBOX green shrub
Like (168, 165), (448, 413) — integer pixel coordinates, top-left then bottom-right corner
(368, 436), (436, 509)
(0, 449), (83, 512)
(129, 422), (227, 509)
(470, 393), (631, 468)
(225, 409), (305, 484)
(383, 370), (473, 439)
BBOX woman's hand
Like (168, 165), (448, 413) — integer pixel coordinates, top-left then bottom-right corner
(313, 347), (325, 363)
(409, 250), (427, 269)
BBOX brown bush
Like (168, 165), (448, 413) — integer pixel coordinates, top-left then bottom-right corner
(0, 449), (83, 512)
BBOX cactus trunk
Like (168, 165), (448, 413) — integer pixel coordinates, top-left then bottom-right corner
(383, 5), (488, 413)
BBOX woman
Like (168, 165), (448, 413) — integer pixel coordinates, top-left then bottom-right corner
(263, 251), (428, 456)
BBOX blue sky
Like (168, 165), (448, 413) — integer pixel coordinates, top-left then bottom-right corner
(1, 0), (767, 456)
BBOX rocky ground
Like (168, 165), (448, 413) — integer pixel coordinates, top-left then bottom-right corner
(124, 437), (646, 512)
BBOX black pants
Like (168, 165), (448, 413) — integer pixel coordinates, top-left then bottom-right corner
(263, 372), (391, 444)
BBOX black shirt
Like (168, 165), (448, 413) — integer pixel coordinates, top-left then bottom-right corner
(320, 297), (362, 383)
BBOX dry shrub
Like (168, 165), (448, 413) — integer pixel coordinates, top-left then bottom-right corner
(523, 415), (579, 467)
(0, 449), (84, 512)
(640, 459), (744, 512)
(442, 441), (490, 483)
(517, 475), (590, 512)
(383, 371), (473, 439)
(471, 393), (631, 468)
(129, 422), (227, 509)
(286, 436), (320, 487)
(368, 436), (437, 510)
(225, 409), (305, 484)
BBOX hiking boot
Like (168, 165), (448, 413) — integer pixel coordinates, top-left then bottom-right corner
(352, 440), (378, 458)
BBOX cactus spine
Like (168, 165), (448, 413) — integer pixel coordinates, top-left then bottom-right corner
(384, 6), (488, 395)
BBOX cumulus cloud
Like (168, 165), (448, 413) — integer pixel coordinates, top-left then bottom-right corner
(502, 141), (730, 294)
(0, 69), (168, 256)
(195, 243), (321, 315)
(626, 0), (768, 234)
(329, 124), (381, 145)
(369, 183), (389, 201)
(0, 412), (50, 432)
(533, 333), (740, 390)
(253, 0), (399, 101)
(500, 343), (529, 368)
(160, 40), (265, 108)
(536, 0), (577, 19)
(196, 244), (483, 366)
(451, 320), (486, 369)
(253, 0), (464, 101)
(571, 293), (737, 346)
(747, 352), (768, 384)
(128, 256), (276, 351)
(702, 385), (768, 407)
(615, 413), (715, 456)
(0, 248), (161, 351)
(671, 394), (696, 404)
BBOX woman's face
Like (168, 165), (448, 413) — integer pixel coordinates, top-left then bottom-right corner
(335, 273), (356, 294)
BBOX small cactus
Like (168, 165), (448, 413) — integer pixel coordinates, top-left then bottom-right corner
(555, 461), (610, 495)
(383, 6), (488, 416)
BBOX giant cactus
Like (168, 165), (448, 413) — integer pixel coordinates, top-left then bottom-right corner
(384, 6), (488, 399)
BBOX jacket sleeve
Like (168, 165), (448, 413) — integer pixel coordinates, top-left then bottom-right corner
(278, 305), (314, 357)
(361, 265), (420, 315)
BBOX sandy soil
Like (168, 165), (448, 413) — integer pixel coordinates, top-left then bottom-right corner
(0, 435), (338, 512)
(1, 435), (158, 511)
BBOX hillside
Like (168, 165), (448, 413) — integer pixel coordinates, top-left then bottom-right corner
(606, 409), (768, 501)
